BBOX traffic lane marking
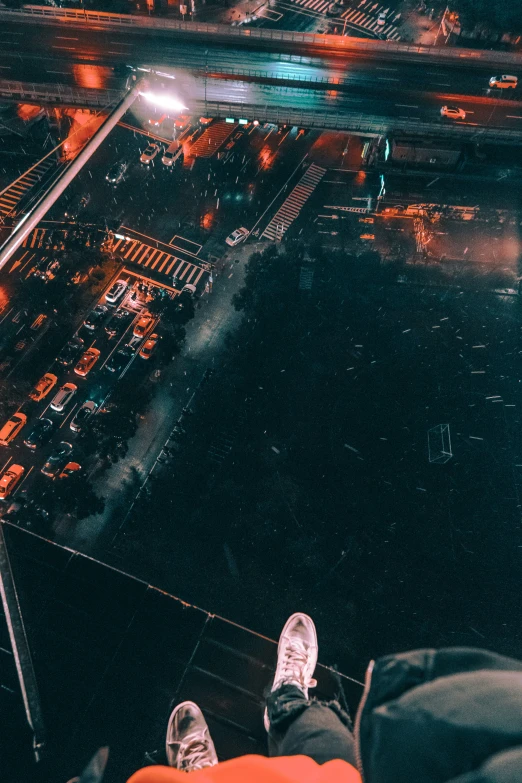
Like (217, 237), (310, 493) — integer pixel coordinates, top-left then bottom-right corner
(60, 403), (79, 429)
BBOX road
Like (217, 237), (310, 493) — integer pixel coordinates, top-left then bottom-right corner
(2, 20), (522, 133)
(0, 108), (330, 537)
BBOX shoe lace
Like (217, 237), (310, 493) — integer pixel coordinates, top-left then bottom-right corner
(280, 640), (317, 689)
(179, 738), (214, 771)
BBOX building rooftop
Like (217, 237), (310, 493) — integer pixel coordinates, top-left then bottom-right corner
(0, 522), (362, 783)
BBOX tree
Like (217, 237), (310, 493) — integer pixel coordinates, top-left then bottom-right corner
(452, 0), (520, 31)
(48, 473), (105, 520)
(82, 406), (137, 464)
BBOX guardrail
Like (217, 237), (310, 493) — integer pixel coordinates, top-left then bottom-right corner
(1, 5), (521, 66)
(2, 80), (522, 143)
(0, 80), (122, 109)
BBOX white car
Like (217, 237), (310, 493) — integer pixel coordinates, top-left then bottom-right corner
(105, 279), (128, 305)
(440, 106), (466, 120)
(50, 382), (77, 413)
(225, 227), (249, 247)
(70, 400), (97, 433)
(376, 10), (387, 26)
(489, 75), (517, 89)
(140, 143), (161, 164)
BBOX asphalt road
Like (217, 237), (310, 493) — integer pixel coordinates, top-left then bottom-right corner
(2, 21), (522, 132)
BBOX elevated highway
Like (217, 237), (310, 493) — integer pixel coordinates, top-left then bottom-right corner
(2, 7), (522, 140)
(3, 79), (522, 143)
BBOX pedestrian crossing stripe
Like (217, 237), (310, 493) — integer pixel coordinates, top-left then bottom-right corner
(262, 163), (326, 241)
(284, 0), (401, 39)
(21, 228), (68, 250)
(0, 158), (58, 217)
(111, 237), (207, 287)
(190, 121), (238, 158)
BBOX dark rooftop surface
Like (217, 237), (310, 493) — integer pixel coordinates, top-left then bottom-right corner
(0, 522), (362, 783)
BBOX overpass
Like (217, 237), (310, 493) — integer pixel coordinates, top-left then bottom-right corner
(2, 7), (522, 140)
(3, 5), (522, 66)
(2, 78), (522, 143)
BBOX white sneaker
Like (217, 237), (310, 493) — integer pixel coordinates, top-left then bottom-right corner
(166, 701), (218, 771)
(264, 613), (318, 731)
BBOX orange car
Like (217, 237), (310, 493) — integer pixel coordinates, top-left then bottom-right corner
(139, 333), (159, 360)
(29, 372), (58, 402)
(0, 463), (24, 499)
(133, 314), (154, 339)
(74, 347), (100, 377)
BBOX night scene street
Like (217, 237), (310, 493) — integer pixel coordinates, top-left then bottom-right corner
(1, 0), (522, 781)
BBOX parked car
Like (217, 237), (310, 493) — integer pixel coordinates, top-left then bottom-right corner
(440, 105), (466, 120)
(83, 305), (108, 331)
(174, 114), (191, 131)
(105, 279), (128, 305)
(70, 401), (97, 433)
(105, 347), (133, 374)
(0, 413), (27, 447)
(74, 347), (101, 378)
(24, 418), (54, 450)
(105, 309), (133, 339)
(133, 313), (154, 339)
(489, 74), (517, 89)
(225, 227), (249, 247)
(148, 113), (167, 127)
(64, 193), (90, 220)
(162, 140), (183, 167)
(139, 333), (159, 360)
(29, 372), (58, 402)
(140, 143), (161, 164)
(50, 383), (77, 413)
(57, 337), (84, 367)
(59, 461), (82, 479)
(41, 442), (72, 478)
(106, 160), (128, 185)
(0, 464), (25, 499)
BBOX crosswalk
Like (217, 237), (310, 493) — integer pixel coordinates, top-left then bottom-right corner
(110, 235), (208, 289)
(286, 0), (401, 39)
(262, 163), (326, 241)
(22, 227), (68, 250)
(0, 158), (59, 217)
(190, 121), (238, 158)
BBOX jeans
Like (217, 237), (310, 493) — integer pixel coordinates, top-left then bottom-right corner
(266, 684), (357, 766)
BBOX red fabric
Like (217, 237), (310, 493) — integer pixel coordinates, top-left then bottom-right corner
(127, 756), (361, 783)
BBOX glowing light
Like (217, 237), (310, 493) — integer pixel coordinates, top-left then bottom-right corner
(140, 91), (188, 114)
(73, 64), (112, 90)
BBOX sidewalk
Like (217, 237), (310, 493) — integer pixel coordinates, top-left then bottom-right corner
(391, 1), (442, 45)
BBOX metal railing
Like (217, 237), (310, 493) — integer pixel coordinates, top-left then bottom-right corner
(1, 6), (521, 66)
(2, 80), (522, 143)
(0, 80), (122, 109)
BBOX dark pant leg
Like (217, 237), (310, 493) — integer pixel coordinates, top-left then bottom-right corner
(266, 685), (356, 766)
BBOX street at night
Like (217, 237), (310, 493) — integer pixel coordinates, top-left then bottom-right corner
(1, 2), (522, 782)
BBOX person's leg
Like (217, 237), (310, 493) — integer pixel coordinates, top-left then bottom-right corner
(165, 701), (218, 771)
(264, 613), (356, 766)
(266, 684), (356, 765)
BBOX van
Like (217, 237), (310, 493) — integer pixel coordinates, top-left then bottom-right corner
(162, 141), (183, 167)
(0, 412), (27, 446)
